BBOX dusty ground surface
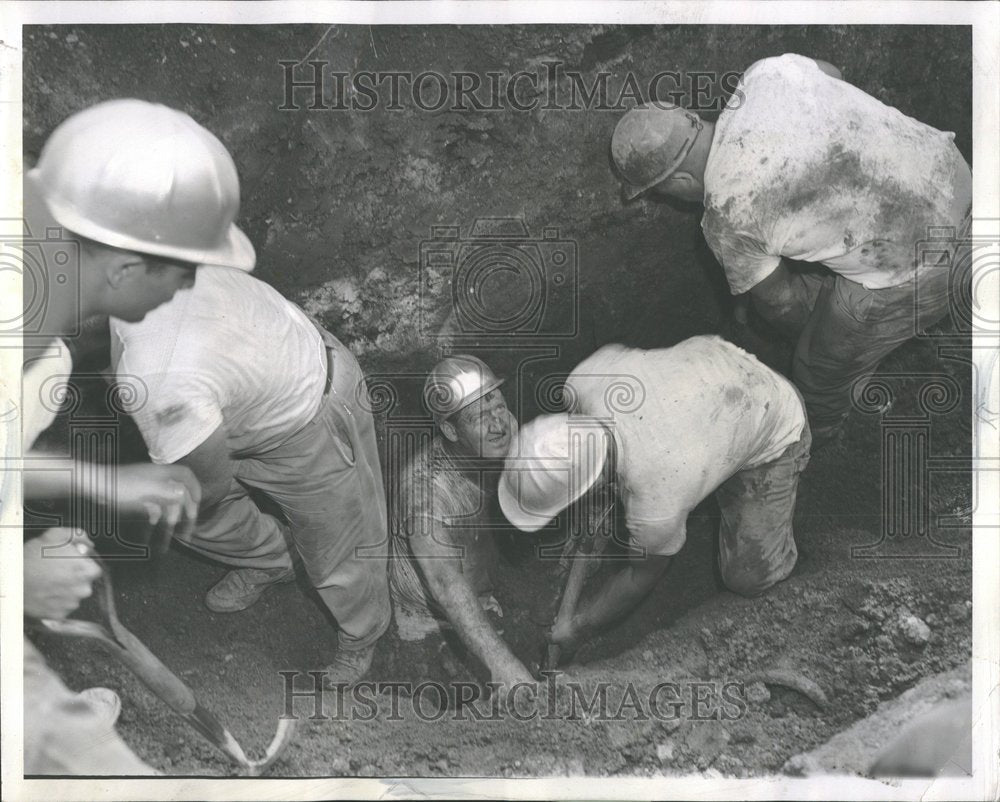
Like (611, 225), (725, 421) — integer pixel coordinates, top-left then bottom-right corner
(25, 24), (973, 779)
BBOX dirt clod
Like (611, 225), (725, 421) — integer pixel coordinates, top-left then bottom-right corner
(899, 615), (931, 646)
(655, 741), (675, 764)
(745, 680), (771, 705)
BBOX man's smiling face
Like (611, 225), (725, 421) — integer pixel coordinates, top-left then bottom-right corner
(447, 388), (518, 459)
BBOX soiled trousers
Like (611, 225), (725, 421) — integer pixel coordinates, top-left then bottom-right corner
(750, 256), (961, 437)
(182, 329), (390, 650)
(716, 422), (812, 597)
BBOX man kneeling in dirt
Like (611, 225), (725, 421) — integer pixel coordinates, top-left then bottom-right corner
(499, 336), (811, 661)
(389, 355), (534, 689)
(111, 266), (390, 687)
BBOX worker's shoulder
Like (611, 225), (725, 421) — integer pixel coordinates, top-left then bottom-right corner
(742, 52), (822, 82)
(570, 343), (632, 374)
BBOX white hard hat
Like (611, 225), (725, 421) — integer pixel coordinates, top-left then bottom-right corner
(499, 413), (610, 533)
(29, 98), (255, 270)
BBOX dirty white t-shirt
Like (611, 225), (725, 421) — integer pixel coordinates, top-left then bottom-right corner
(566, 337), (805, 557)
(703, 53), (973, 294)
(111, 266), (326, 464)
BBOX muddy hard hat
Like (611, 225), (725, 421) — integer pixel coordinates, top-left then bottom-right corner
(424, 354), (505, 425)
(498, 413), (610, 533)
(28, 99), (255, 271)
(611, 103), (704, 200)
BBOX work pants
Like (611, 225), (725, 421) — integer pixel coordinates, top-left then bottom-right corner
(716, 422), (812, 597)
(751, 253), (962, 437)
(182, 330), (390, 651)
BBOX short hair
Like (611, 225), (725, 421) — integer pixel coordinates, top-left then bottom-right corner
(76, 234), (197, 273)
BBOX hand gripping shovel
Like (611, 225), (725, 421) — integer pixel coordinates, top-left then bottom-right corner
(27, 545), (295, 776)
(542, 502), (614, 672)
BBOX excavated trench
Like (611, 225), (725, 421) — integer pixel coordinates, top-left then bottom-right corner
(26, 23), (973, 778)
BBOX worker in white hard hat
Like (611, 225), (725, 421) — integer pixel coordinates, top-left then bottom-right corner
(610, 54), (972, 444)
(388, 355), (535, 691)
(499, 337), (811, 662)
(20, 97), (251, 773)
(109, 270), (391, 689)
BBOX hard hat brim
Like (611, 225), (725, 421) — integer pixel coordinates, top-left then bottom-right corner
(621, 162), (678, 201)
(498, 422), (609, 533)
(444, 376), (505, 422)
(498, 478), (549, 533)
(28, 170), (257, 271)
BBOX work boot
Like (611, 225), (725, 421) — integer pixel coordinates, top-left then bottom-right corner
(205, 566), (294, 613)
(78, 687), (121, 730)
(322, 643), (376, 690)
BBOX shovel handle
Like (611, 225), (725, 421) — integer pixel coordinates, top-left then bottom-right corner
(542, 544), (594, 671)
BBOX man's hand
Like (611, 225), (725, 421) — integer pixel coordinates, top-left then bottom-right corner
(24, 529), (101, 619)
(109, 463), (201, 546)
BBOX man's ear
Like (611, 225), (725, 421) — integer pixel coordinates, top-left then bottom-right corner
(669, 171), (695, 191)
(439, 419), (459, 442)
(652, 172), (688, 198)
(106, 255), (140, 289)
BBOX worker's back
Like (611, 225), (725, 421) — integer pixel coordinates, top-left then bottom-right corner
(703, 53), (972, 295)
(111, 266), (327, 463)
(565, 336), (805, 556)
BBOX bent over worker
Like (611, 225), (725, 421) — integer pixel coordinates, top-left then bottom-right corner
(389, 355), (534, 689)
(611, 53), (972, 443)
(111, 265), (390, 687)
(499, 336), (810, 660)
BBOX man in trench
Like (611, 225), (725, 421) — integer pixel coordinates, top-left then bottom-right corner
(499, 336), (810, 659)
(610, 53), (972, 444)
(389, 355), (535, 689)
(110, 264), (390, 688)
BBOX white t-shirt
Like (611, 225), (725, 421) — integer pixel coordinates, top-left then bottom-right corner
(111, 266), (326, 464)
(566, 336), (805, 557)
(23, 339), (73, 450)
(703, 53), (973, 294)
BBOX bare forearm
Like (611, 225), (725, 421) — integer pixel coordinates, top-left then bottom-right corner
(24, 455), (108, 503)
(574, 557), (670, 636)
(176, 425), (235, 514)
(421, 559), (525, 677)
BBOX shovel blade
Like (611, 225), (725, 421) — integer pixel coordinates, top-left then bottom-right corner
(244, 718), (297, 776)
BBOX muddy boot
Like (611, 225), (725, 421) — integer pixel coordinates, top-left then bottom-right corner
(205, 566), (295, 613)
(322, 643), (376, 690)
